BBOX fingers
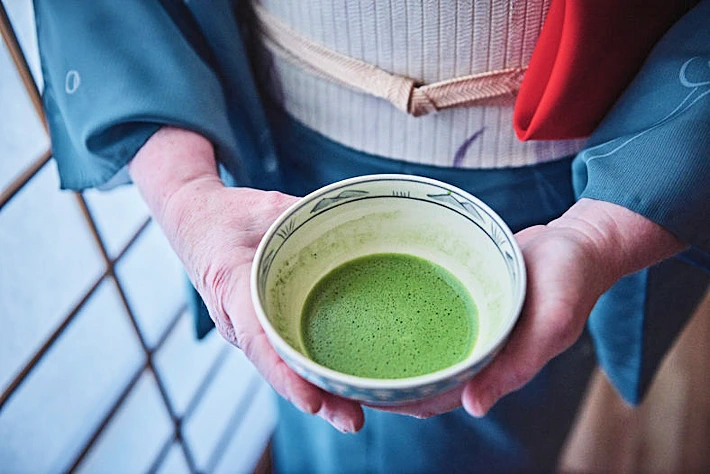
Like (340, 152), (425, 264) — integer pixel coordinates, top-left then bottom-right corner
(462, 229), (590, 418)
(188, 188), (363, 431)
(245, 332), (324, 413)
(372, 385), (464, 419)
(317, 392), (366, 433)
(461, 317), (583, 417)
(262, 339), (365, 432)
(230, 268), (364, 432)
(461, 280), (579, 417)
(461, 327), (542, 417)
(240, 327), (365, 433)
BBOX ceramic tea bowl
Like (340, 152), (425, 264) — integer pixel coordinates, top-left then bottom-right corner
(251, 174), (525, 406)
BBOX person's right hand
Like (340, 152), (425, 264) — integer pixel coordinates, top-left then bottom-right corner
(129, 127), (365, 433)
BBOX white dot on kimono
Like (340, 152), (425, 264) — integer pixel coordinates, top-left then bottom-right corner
(65, 70), (81, 94)
(264, 154), (278, 172)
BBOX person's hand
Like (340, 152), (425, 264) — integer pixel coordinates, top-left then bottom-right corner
(169, 183), (365, 432)
(460, 216), (619, 416)
(374, 214), (613, 418)
(130, 128), (683, 427)
(378, 198), (685, 419)
(129, 127), (365, 433)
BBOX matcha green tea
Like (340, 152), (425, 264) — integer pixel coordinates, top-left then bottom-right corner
(300, 253), (478, 379)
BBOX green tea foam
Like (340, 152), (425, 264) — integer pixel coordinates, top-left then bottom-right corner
(301, 253), (478, 379)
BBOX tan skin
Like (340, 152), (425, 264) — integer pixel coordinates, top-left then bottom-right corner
(129, 126), (685, 432)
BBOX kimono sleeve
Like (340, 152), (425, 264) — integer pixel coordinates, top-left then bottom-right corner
(34, 0), (237, 190)
(572, 0), (710, 262)
(572, 0), (710, 405)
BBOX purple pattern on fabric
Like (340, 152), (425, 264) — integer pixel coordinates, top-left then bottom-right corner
(453, 128), (485, 168)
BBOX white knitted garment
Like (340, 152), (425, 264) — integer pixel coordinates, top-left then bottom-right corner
(255, 0), (586, 168)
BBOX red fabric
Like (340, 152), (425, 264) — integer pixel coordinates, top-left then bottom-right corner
(513, 0), (695, 141)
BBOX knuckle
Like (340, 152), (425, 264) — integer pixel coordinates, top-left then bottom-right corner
(261, 190), (285, 207)
(197, 264), (243, 350)
(199, 263), (237, 327)
(211, 310), (239, 347)
(550, 318), (584, 350)
(200, 261), (232, 300)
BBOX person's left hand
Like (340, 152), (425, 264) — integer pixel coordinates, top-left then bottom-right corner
(378, 198), (684, 419)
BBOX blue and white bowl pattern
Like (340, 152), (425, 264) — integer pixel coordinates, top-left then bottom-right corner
(251, 174), (525, 405)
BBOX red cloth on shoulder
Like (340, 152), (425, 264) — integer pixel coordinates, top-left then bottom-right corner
(513, 0), (696, 141)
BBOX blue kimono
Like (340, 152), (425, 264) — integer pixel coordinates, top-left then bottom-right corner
(34, 0), (710, 471)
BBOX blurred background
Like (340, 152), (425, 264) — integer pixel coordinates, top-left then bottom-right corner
(1, 1), (708, 473)
(0, 1), (275, 473)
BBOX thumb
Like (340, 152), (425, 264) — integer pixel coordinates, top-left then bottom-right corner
(461, 326), (543, 417)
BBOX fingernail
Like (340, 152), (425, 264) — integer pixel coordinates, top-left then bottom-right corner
(464, 392), (490, 418)
(332, 414), (354, 434)
(320, 416), (346, 433)
(296, 403), (318, 415)
(293, 398), (319, 415)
